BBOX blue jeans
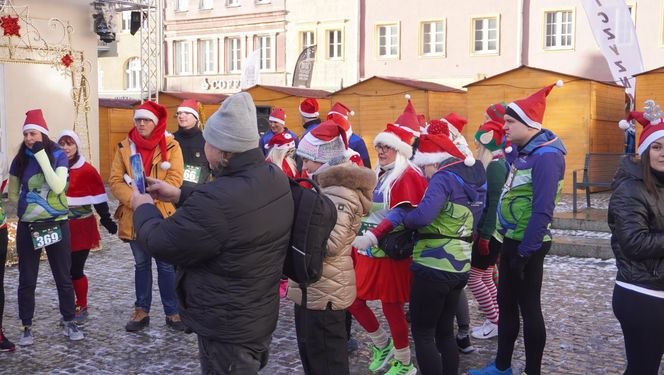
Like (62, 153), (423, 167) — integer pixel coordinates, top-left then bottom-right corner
(130, 241), (178, 316)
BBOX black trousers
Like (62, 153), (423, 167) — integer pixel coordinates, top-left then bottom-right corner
(197, 335), (271, 375)
(410, 274), (466, 375)
(0, 227), (8, 328)
(613, 284), (664, 375)
(70, 250), (89, 280)
(294, 303), (349, 375)
(17, 221), (75, 325)
(495, 238), (550, 375)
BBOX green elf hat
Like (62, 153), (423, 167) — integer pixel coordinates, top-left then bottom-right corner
(475, 120), (513, 153)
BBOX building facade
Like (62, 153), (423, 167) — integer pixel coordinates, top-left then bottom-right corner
(98, 11), (143, 99)
(163, 0), (287, 94)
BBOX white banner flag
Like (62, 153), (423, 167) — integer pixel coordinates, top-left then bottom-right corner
(240, 49), (261, 90)
(581, 0), (644, 109)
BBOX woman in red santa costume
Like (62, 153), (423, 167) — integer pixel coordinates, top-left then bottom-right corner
(57, 130), (117, 323)
(350, 95), (427, 375)
(265, 131), (299, 180)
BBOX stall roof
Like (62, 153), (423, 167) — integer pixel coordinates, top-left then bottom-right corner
(244, 85), (331, 98)
(160, 91), (228, 104)
(633, 65), (664, 77)
(334, 76), (465, 94)
(99, 98), (141, 108)
(464, 65), (621, 88)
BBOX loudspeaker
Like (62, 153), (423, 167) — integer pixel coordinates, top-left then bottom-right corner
(256, 105), (272, 137)
(130, 11), (142, 35)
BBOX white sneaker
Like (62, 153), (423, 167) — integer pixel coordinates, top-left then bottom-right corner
(17, 326), (33, 346)
(471, 320), (498, 339)
(63, 321), (85, 341)
(471, 319), (491, 334)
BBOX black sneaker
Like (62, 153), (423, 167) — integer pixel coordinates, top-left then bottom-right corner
(0, 328), (15, 352)
(457, 334), (476, 354)
(165, 314), (187, 332)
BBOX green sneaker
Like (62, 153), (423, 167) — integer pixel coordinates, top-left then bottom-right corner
(385, 359), (417, 375)
(368, 339), (395, 372)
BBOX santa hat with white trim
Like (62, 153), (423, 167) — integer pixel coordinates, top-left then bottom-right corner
(296, 119), (348, 163)
(328, 102), (355, 119)
(265, 131), (296, 151)
(23, 109), (49, 135)
(505, 80), (564, 130)
(618, 111), (649, 130)
(636, 99), (664, 156)
(299, 98), (319, 118)
(413, 133), (470, 167)
(133, 100), (172, 170)
(269, 107), (286, 125)
(56, 129), (81, 150)
(393, 94), (420, 136)
(419, 119), (475, 166)
(373, 95), (422, 159)
(177, 99), (200, 120)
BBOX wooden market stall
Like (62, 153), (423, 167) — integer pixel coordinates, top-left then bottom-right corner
(464, 65), (626, 193)
(329, 76), (466, 164)
(158, 91), (228, 131)
(634, 65), (664, 112)
(98, 98), (141, 182)
(243, 85), (331, 138)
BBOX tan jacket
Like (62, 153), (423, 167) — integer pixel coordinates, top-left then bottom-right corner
(288, 162), (375, 310)
(109, 135), (184, 240)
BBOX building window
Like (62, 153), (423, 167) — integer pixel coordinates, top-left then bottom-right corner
(327, 29), (342, 59)
(199, 0), (213, 9)
(199, 39), (216, 74)
(377, 24), (399, 58)
(421, 20), (445, 56)
(300, 31), (315, 51)
(544, 10), (573, 49)
(125, 57), (141, 90)
(176, 0), (188, 11)
(121, 11), (131, 32)
(174, 41), (191, 75)
(472, 17), (498, 54)
(256, 35), (271, 70)
(226, 0), (239, 6)
(227, 37), (241, 72)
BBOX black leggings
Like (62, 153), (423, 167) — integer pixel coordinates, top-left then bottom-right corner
(495, 238), (550, 375)
(410, 274), (466, 375)
(0, 227), (8, 328)
(71, 250), (90, 280)
(613, 284), (664, 375)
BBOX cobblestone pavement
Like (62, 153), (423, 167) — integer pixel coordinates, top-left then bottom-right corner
(0, 193), (656, 374)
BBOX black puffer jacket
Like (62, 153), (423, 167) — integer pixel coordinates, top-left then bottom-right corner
(608, 156), (664, 291)
(173, 127), (212, 187)
(133, 148), (294, 342)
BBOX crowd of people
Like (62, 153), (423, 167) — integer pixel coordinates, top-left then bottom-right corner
(0, 81), (661, 375)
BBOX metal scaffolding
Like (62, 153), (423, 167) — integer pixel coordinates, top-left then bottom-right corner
(93, 0), (161, 102)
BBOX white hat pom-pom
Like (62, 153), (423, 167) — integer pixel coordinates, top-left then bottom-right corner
(464, 156), (476, 166)
(618, 119), (630, 130)
(505, 146), (513, 153)
(404, 94), (411, 100)
(556, 80), (564, 87)
(160, 161), (171, 170)
(349, 110), (355, 116)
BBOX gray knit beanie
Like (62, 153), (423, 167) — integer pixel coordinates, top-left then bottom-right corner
(203, 92), (259, 153)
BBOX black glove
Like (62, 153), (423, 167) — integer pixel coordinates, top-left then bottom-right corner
(509, 253), (530, 281)
(31, 141), (44, 153)
(100, 217), (117, 235)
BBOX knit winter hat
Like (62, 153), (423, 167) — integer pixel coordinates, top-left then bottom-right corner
(203, 92), (259, 153)
(506, 80), (564, 130)
(328, 102), (354, 119)
(636, 99), (664, 156)
(296, 119), (348, 163)
(413, 134), (468, 167)
(486, 102), (508, 124)
(177, 99), (200, 120)
(269, 107), (286, 125)
(299, 98), (319, 118)
(475, 120), (513, 153)
(23, 109), (49, 135)
(266, 131), (296, 151)
(134, 101), (171, 170)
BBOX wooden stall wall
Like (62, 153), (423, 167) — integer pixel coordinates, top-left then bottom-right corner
(589, 81), (628, 154)
(428, 92), (468, 123)
(99, 106), (135, 182)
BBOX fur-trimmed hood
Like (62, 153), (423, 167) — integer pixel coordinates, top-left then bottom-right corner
(316, 162), (376, 197)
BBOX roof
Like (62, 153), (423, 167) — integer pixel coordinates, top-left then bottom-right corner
(160, 91), (228, 104)
(463, 65), (621, 88)
(633, 65), (664, 77)
(334, 75), (465, 94)
(243, 85), (331, 98)
(99, 98), (141, 108)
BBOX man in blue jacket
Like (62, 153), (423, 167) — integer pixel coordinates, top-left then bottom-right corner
(470, 81), (567, 375)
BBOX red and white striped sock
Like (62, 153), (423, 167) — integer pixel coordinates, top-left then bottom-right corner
(468, 267), (499, 324)
(482, 266), (499, 324)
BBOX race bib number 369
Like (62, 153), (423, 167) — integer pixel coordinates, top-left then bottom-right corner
(30, 223), (63, 250)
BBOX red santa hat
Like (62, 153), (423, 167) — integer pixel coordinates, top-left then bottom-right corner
(618, 111), (649, 130)
(506, 80), (564, 130)
(636, 99), (664, 156)
(373, 124), (415, 159)
(177, 99), (200, 120)
(328, 102), (355, 119)
(133, 101), (171, 170)
(413, 134), (472, 166)
(475, 120), (513, 153)
(428, 118), (476, 165)
(265, 131), (296, 150)
(296, 120), (349, 163)
(442, 113), (467, 133)
(393, 94), (420, 136)
(417, 114), (427, 133)
(486, 102), (508, 124)
(299, 98), (319, 118)
(23, 109), (49, 135)
(269, 107), (286, 125)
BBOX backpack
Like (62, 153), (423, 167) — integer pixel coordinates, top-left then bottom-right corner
(283, 178), (337, 287)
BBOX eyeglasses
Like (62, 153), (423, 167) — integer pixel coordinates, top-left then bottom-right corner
(375, 144), (394, 153)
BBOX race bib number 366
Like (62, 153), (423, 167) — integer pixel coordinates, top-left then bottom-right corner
(30, 223), (63, 250)
(183, 165), (202, 184)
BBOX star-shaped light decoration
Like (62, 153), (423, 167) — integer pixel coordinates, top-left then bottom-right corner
(61, 53), (73, 68)
(1, 15), (20, 37)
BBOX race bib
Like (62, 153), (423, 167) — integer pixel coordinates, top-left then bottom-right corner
(183, 165), (202, 184)
(29, 223), (62, 250)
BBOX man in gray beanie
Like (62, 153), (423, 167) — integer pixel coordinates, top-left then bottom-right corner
(130, 92), (294, 374)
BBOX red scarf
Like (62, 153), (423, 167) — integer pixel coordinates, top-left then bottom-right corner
(128, 125), (166, 173)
